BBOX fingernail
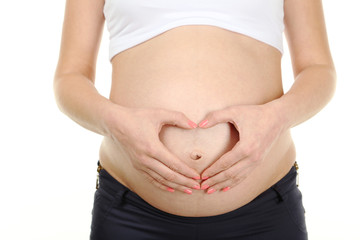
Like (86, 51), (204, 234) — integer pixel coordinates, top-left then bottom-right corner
(199, 120), (209, 128)
(207, 188), (216, 194)
(202, 176), (209, 180)
(201, 184), (210, 190)
(167, 187), (175, 193)
(193, 176), (201, 180)
(188, 120), (198, 129)
(222, 187), (231, 192)
(184, 189), (193, 194)
(193, 185), (201, 190)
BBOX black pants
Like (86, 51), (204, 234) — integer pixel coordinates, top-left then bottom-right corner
(90, 165), (308, 240)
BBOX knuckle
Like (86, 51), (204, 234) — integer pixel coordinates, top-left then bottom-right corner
(144, 143), (156, 155)
(144, 174), (156, 185)
(226, 170), (242, 183)
(170, 112), (185, 126)
(219, 161), (229, 170)
(164, 172), (177, 182)
(150, 147), (160, 157)
(168, 163), (180, 173)
(176, 111), (186, 119)
(207, 111), (216, 120)
(241, 145), (253, 157)
(138, 155), (150, 166)
(250, 153), (262, 163)
(155, 176), (167, 185)
(233, 175), (242, 183)
(224, 170), (236, 180)
(146, 144), (162, 158)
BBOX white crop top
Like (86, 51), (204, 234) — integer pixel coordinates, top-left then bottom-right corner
(103, 0), (285, 61)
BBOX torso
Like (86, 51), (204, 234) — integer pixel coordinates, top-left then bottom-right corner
(99, 25), (296, 217)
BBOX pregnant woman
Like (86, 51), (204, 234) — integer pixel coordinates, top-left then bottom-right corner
(54, 0), (336, 239)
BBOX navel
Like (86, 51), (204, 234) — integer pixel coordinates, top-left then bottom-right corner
(190, 150), (203, 160)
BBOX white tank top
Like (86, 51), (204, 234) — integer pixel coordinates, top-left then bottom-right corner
(103, 0), (284, 61)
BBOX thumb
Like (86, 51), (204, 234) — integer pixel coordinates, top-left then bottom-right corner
(198, 108), (234, 128)
(159, 109), (197, 129)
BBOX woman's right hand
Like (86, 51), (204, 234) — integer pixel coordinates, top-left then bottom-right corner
(105, 105), (201, 194)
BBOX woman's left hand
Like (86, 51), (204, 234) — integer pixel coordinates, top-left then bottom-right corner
(198, 103), (286, 193)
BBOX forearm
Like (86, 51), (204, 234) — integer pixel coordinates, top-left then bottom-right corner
(53, 73), (121, 137)
(268, 64), (337, 130)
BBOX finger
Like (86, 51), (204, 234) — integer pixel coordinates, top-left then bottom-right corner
(201, 161), (252, 194)
(158, 109), (197, 129)
(211, 167), (252, 194)
(151, 142), (201, 180)
(198, 107), (235, 129)
(140, 170), (174, 193)
(140, 153), (200, 190)
(144, 168), (198, 195)
(201, 143), (244, 179)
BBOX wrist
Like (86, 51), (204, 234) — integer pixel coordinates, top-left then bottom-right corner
(102, 102), (129, 139)
(263, 98), (292, 134)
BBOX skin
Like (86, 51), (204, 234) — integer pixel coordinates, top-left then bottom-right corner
(54, 0), (336, 216)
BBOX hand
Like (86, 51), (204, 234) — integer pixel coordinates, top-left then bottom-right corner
(198, 104), (285, 193)
(105, 105), (201, 194)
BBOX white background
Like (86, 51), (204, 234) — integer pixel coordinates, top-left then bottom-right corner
(0, 1), (359, 239)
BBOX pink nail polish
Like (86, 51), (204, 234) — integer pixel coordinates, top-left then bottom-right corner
(202, 176), (209, 180)
(207, 188), (216, 194)
(167, 187), (175, 193)
(193, 176), (201, 180)
(184, 189), (193, 194)
(193, 185), (201, 190)
(222, 187), (231, 192)
(188, 120), (198, 129)
(201, 184), (210, 190)
(199, 120), (209, 128)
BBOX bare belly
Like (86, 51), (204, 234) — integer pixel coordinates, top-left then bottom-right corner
(99, 25), (296, 217)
